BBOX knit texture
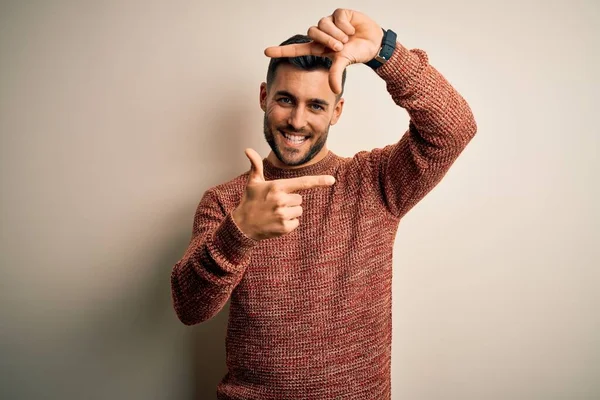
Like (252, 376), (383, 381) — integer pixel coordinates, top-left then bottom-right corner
(171, 41), (477, 399)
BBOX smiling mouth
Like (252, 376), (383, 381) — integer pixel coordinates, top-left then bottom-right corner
(280, 130), (309, 147)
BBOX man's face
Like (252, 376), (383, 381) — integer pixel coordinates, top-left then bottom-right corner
(261, 64), (344, 167)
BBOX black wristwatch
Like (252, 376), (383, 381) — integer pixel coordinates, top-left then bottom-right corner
(365, 28), (397, 70)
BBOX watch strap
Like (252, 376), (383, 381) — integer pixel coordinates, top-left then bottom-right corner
(365, 28), (397, 70)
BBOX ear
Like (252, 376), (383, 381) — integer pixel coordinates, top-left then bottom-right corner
(330, 97), (345, 126)
(259, 82), (268, 112)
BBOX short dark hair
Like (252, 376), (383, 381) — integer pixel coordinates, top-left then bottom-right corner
(266, 34), (347, 99)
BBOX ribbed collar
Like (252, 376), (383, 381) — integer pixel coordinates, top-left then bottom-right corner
(263, 150), (340, 180)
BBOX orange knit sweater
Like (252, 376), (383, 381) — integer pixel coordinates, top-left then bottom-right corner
(171, 41), (477, 399)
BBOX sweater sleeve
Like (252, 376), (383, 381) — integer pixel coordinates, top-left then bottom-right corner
(356, 41), (477, 219)
(171, 188), (258, 325)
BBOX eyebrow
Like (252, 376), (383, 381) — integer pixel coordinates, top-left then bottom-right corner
(274, 90), (330, 107)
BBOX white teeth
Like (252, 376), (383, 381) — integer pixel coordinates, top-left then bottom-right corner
(283, 132), (307, 144)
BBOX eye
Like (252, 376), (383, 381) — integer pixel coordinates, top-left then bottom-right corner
(310, 103), (324, 111)
(277, 97), (292, 104)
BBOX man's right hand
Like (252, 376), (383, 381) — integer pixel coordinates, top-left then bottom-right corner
(231, 148), (336, 241)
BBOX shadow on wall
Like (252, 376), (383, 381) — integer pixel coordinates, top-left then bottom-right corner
(99, 116), (247, 399)
(187, 99), (252, 400)
(192, 302), (230, 399)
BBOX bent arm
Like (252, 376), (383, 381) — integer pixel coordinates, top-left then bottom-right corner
(171, 189), (258, 325)
(359, 41), (477, 219)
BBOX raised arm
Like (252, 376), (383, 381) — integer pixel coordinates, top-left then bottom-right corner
(361, 41), (477, 218)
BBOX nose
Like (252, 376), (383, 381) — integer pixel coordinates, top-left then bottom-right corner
(287, 105), (308, 131)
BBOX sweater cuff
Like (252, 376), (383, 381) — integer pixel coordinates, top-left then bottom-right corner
(210, 212), (259, 266)
(375, 41), (427, 93)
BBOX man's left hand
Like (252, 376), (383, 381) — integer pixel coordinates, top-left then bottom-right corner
(264, 9), (384, 95)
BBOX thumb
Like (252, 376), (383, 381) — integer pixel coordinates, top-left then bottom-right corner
(329, 56), (351, 95)
(245, 148), (265, 182)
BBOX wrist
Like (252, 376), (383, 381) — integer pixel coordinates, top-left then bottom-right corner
(231, 207), (247, 234)
(210, 211), (259, 265)
(232, 207), (259, 241)
(365, 28), (397, 70)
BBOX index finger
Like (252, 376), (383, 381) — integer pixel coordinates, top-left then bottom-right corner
(275, 175), (336, 192)
(264, 42), (327, 58)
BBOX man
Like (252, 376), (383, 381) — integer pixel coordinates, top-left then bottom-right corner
(171, 8), (477, 400)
